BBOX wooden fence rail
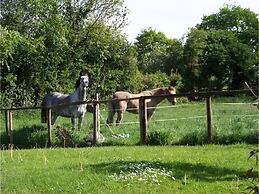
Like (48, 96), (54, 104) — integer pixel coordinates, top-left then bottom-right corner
(1, 89), (257, 148)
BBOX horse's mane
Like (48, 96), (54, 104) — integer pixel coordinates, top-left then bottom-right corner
(149, 86), (176, 96)
(149, 87), (165, 95)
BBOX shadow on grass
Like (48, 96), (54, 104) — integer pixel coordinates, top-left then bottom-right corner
(88, 160), (243, 182)
(0, 125), (48, 149)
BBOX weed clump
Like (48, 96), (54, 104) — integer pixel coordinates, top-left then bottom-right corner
(147, 131), (171, 145)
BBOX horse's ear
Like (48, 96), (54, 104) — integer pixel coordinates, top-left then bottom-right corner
(80, 71), (88, 76)
(168, 86), (176, 91)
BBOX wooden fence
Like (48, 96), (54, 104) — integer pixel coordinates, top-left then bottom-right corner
(1, 89), (257, 148)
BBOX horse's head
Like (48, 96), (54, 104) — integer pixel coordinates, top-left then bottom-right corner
(164, 86), (177, 105)
(80, 75), (89, 88)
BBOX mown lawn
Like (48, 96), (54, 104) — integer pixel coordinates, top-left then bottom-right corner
(0, 144), (257, 194)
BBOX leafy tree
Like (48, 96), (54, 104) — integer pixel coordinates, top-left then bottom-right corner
(201, 30), (256, 89)
(183, 28), (207, 90)
(0, 27), (45, 107)
(197, 4), (258, 89)
(0, 0), (131, 106)
(134, 28), (184, 88)
(198, 4), (258, 48)
(183, 5), (258, 90)
(135, 28), (172, 73)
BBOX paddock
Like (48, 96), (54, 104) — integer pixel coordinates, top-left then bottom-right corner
(1, 89), (258, 148)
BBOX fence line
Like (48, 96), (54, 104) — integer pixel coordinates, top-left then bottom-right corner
(98, 113), (258, 126)
(1, 89), (258, 147)
(93, 102), (253, 113)
(0, 89), (256, 112)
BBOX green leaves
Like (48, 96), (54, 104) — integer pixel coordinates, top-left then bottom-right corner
(183, 5), (258, 90)
(0, 1), (257, 107)
(0, 0), (131, 106)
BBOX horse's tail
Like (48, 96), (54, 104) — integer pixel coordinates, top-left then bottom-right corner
(41, 96), (47, 123)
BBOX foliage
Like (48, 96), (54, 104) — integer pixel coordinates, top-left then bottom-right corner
(0, 2), (258, 107)
(147, 130), (171, 145)
(134, 28), (184, 75)
(182, 28), (207, 90)
(244, 148), (259, 194)
(198, 4), (258, 48)
(196, 5), (258, 90)
(0, 0), (131, 107)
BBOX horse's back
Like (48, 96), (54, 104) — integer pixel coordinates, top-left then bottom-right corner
(112, 91), (131, 99)
(42, 92), (72, 117)
(110, 91), (140, 113)
(44, 92), (70, 105)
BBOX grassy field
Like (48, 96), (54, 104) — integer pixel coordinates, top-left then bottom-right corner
(1, 144), (257, 194)
(1, 96), (258, 148)
(0, 97), (258, 193)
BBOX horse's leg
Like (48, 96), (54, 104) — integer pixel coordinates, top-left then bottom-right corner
(116, 102), (126, 125)
(116, 112), (124, 126)
(71, 114), (76, 129)
(78, 114), (85, 130)
(107, 110), (115, 126)
(51, 114), (58, 125)
(107, 102), (115, 126)
(147, 108), (155, 121)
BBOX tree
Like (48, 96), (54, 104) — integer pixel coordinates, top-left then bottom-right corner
(0, 27), (45, 106)
(135, 28), (172, 73)
(0, 0), (131, 106)
(183, 28), (207, 90)
(183, 4), (258, 90)
(201, 29), (256, 89)
(197, 4), (258, 89)
(134, 28), (184, 88)
(198, 4), (258, 48)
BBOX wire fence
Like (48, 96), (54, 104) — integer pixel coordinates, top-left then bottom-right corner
(1, 89), (258, 148)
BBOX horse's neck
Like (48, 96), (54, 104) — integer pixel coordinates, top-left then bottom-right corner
(149, 88), (166, 106)
(72, 86), (86, 102)
(150, 88), (164, 95)
(79, 86), (87, 101)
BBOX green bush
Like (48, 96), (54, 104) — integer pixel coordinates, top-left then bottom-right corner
(28, 130), (48, 148)
(147, 130), (171, 145)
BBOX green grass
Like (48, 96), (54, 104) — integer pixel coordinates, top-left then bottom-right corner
(0, 144), (257, 194)
(0, 97), (258, 148)
(0, 97), (258, 193)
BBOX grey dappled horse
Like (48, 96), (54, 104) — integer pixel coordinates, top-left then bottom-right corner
(106, 86), (177, 126)
(41, 75), (89, 130)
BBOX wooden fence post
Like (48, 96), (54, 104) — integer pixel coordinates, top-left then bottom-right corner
(96, 94), (100, 132)
(9, 111), (13, 148)
(206, 96), (213, 143)
(47, 108), (52, 147)
(93, 102), (98, 146)
(5, 110), (13, 149)
(5, 110), (9, 139)
(139, 97), (147, 145)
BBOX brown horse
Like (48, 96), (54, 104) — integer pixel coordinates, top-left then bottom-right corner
(106, 86), (177, 126)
